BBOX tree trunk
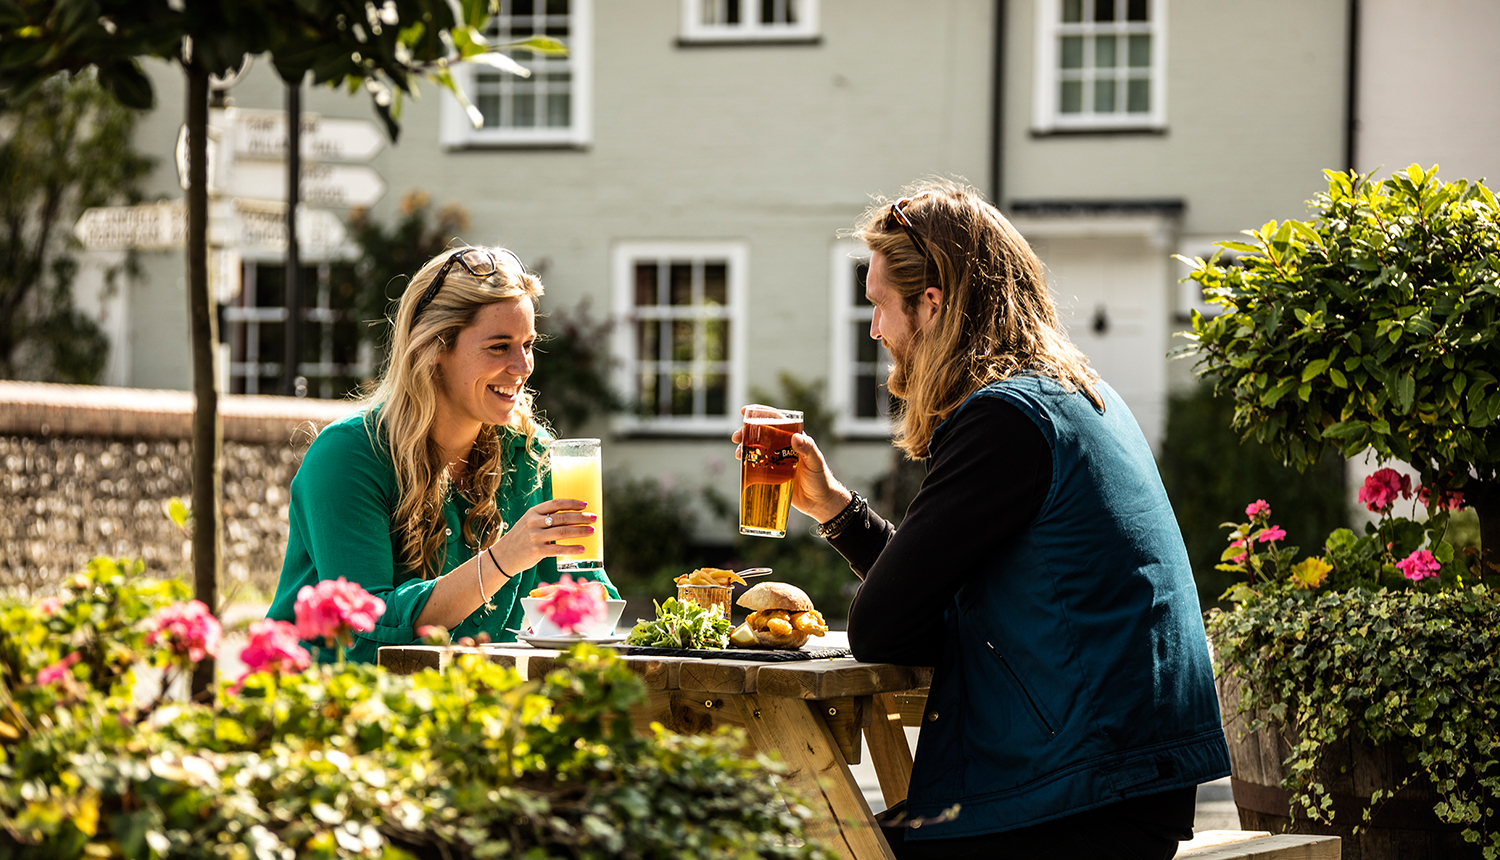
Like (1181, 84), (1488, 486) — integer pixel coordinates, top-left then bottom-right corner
(184, 60), (221, 699)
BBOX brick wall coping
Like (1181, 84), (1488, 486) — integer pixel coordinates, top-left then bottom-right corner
(0, 381), (360, 444)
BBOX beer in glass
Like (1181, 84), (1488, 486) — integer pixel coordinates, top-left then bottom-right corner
(550, 438), (603, 569)
(739, 408), (803, 538)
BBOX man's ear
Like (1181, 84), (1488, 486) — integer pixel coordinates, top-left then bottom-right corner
(924, 286), (943, 311)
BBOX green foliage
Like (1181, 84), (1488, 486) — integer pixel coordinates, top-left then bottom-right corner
(0, 71), (151, 382)
(532, 300), (626, 435)
(0, 560), (830, 859)
(1178, 166), (1500, 496)
(601, 473), (717, 598)
(1160, 383), (1348, 607)
(1209, 586), (1500, 855)
(0, 0), (560, 140)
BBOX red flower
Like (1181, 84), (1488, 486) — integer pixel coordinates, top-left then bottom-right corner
(146, 600), (223, 663)
(1416, 484), (1466, 511)
(239, 619), (311, 677)
(294, 578), (386, 647)
(1244, 499), (1271, 520)
(37, 652), (81, 686)
(1358, 468), (1412, 513)
(1395, 549), (1440, 582)
(535, 574), (605, 635)
(1256, 525), (1287, 543)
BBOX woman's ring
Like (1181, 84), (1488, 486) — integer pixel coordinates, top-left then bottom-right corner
(544, 515), (553, 528)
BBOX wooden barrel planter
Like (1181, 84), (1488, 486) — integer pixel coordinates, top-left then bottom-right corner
(1216, 668), (1482, 860)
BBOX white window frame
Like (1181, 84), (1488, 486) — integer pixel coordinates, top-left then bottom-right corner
(829, 242), (893, 438)
(679, 0), (820, 43)
(611, 241), (749, 435)
(1032, 0), (1167, 133)
(440, 0), (593, 149)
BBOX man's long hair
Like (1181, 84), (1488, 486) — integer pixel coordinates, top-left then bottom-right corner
(362, 247), (548, 579)
(855, 178), (1100, 459)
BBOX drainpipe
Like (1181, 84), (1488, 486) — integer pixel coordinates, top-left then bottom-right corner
(1344, 0), (1360, 173)
(991, 0), (1007, 208)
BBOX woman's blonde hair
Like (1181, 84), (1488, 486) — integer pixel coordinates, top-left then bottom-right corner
(855, 178), (1100, 459)
(362, 246), (548, 579)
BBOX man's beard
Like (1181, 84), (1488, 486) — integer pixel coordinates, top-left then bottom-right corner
(884, 328), (922, 399)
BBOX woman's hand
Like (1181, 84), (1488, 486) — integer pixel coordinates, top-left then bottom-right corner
(488, 498), (596, 576)
(732, 405), (853, 525)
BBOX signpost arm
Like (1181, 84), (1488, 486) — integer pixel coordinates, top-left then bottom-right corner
(185, 58), (221, 697)
(284, 81), (303, 397)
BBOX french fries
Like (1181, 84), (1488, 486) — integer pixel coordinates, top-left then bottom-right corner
(673, 567), (747, 587)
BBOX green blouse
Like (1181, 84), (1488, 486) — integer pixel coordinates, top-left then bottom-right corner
(266, 411), (617, 663)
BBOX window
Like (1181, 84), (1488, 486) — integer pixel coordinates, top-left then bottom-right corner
(441, 0), (592, 148)
(220, 261), (370, 398)
(612, 243), (747, 434)
(680, 0), (819, 43)
(829, 245), (894, 437)
(1033, 0), (1165, 132)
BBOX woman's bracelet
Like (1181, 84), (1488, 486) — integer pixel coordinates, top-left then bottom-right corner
(486, 545), (509, 583)
(813, 491), (868, 540)
(476, 552), (497, 614)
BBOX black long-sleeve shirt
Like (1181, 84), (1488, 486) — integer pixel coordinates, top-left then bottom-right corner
(836, 397), (1052, 667)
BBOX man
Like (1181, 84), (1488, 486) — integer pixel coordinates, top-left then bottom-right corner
(746, 179), (1229, 858)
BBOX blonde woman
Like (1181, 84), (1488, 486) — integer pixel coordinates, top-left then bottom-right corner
(267, 246), (616, 662)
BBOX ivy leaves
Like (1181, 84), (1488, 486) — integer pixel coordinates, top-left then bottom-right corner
(1178, 165), (1500, 490)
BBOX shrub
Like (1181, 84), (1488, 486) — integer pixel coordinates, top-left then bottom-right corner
(0, 559), (830, 859)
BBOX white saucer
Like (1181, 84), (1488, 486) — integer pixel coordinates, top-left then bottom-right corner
(505, 630), (626, 649)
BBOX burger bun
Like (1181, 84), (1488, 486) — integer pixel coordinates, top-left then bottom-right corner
(736, 582), (814, 613)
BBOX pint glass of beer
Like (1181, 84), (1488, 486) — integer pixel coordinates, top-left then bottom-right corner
(550, 438), (603, 570)
(739, 407), (803, 538)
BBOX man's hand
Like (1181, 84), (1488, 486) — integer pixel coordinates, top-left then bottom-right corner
(732, 405), (853, 526)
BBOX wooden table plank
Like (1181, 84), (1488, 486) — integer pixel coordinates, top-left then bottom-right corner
(378, 644), (481, 674)
(731, 693), (897, 860)
(1175, 832), (1340, 859)
(756, 659), (932, 700)
(678, 658), (760, 694)
(864, 692), (914, 808)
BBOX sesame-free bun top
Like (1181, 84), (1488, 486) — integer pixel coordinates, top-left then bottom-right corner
(736, 582), (814, 613)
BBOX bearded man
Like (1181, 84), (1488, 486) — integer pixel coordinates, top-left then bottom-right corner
(741, 179), (1230, 859)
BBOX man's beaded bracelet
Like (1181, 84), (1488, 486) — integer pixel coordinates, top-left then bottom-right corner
(813, 491), (868, 540)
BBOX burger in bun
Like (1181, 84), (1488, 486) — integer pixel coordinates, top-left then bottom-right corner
(733, 582), (828, 649)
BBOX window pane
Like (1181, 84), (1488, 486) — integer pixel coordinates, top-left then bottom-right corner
(476, 74), (500, 128)
(637, 321), (659, 360)
(1093, 78), (1116, 112)
(1127, 78), (1150, 112)
(785, 0), (798, 24)
(1062, 0), (1082, 22)
(1060, 36), (1084, 69)
(513, 90), (536, 127)
(669, 263), (694, 305)
(704, 374), (727, 416)
(855, 322), (877, 362)
(704, 320), (728, 361)
(726, 0), (740, 24)
(1128, 34), (1151, 67)
(1127, 0), (1148, 20)
(855, 374), (879, 419)
(671, 321), (694, 361)
(513, 0), (535, 15)
(634, 264), (658, 306)
(703, 262), (728, 305)
(639, 372), (659, 414)
(1094, 35), (1116, 68)
(670, 373), (694, 415)
(1060, 80), (1083, 113)
(547, 0), (568, 13)
(761, 0), (775, 24)
(546, 73), (571, 127)
(1094, 0), (1115, 22)
(853, 261), (869, 305)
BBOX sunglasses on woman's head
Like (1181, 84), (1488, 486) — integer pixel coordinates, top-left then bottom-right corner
(886, 195), (934, 263)
(412, 247), (526, 321)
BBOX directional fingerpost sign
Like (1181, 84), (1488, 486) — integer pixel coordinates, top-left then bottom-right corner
(74, 201), (188, 251)
(225, 161), (386, 209)
(228, 109), (386, 163)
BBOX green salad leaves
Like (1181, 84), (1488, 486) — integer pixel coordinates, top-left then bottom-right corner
(624, 597), (731, 649)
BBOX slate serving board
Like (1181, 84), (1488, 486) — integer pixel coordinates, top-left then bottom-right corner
(607, 644), (852, 662)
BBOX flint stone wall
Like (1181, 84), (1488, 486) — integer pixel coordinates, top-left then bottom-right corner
(0, 381), (356, 598)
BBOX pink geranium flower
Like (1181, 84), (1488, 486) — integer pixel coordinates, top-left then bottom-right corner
(535, 574), (605, 635)
(1396, 549), (1441, 582)
(1245, 499), (1271, 520)
(146, 600), (222, 663)
(294, 578), (386, 647)
(36, 596), (61, 616)
(1359, 468), (1412, 513)
(238, 619), (311, 680)
(37, 652), (81, 686)
(1416, 484), (1465, 511)
(1257, 526), (1287, 543)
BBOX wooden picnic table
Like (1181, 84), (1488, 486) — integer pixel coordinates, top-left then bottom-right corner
(378, 640), (932, 860)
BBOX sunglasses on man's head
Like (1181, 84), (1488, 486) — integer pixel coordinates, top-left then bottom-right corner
(887, 195), (933, 263)
(412, 247), (527, 321)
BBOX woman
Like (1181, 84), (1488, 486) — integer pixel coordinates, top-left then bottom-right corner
(740, 180), (1228, 858)
(268, 246), (617, 663)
